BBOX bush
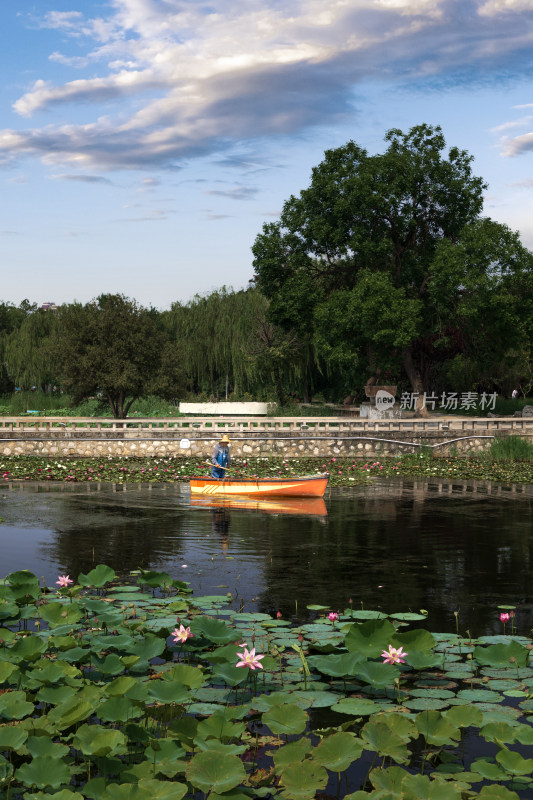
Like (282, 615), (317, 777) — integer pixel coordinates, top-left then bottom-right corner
(489, 434), (533, 462)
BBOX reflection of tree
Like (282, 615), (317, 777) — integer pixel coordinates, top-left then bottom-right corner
(10, 479), (533, 638)
(37, 483), (192, 577)
(257, 480), (533, 635)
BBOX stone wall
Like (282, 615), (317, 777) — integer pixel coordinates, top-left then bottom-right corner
(0, 429), (523, 459)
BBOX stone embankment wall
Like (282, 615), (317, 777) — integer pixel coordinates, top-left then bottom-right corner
(1, 417), (532, 458)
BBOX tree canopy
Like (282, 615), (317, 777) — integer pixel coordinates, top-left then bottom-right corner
(50, 294), (184, 418)
(252, 124), (533, 411)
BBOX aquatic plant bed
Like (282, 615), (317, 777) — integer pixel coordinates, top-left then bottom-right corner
(1, 566), (533, 799)
(1, 454), (532, 486)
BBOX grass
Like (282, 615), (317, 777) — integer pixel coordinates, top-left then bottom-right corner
(488, 434), (533, 462)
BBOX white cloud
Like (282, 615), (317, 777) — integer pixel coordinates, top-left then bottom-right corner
(501, 131), (533, 156)
(478, 0), (533, 15)
(2, 0), (533, 171)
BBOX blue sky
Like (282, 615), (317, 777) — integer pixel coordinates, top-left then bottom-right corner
(1, 0), (533, 309)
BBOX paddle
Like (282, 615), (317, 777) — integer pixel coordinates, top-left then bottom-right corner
(204, 459), (238, 475)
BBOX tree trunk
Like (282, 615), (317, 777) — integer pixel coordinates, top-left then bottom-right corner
(273, 367), (286, 406)
(402, 347), (429, 417)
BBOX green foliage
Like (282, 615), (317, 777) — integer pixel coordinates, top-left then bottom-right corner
(253, 124), (533, 409)
(49, 295), (184, 418)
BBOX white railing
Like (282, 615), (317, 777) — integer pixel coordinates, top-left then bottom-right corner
(0, 416), (531, 435)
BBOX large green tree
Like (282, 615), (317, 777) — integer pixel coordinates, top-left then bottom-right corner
(253, 124), (532, 412)
(51, 294), (184, 418)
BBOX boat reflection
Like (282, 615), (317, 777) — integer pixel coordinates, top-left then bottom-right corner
(190, 496), (328, 517)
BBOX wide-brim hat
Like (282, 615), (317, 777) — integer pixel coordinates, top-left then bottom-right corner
(220, 434), (230, 444)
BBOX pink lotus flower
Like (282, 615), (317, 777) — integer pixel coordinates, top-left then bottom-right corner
(328, 612), (338, 622)
(56, 575), (73, 588)
(500, 612), (510, 623)
(172, 624), (193, 644)
(236, 646), (264, 670)
(381, 645), (408, 665)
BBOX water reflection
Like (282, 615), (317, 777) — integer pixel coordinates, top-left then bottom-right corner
(0, 478), (532, 636)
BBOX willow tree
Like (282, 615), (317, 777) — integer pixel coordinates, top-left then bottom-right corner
(3, 305), (57, 390)
(163, 288), (269, 398)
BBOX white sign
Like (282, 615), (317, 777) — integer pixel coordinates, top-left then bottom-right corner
(180, 438), (191, 449)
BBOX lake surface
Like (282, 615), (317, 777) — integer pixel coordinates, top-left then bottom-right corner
(1, 478), (532, 638)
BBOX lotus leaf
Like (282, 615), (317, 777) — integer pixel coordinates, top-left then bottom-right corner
(0, 601), (20, 621)
(137, 778), (187, 800)
(36, 685), (77, 705)
(444, 705), (483, 728)
(191, 616), (238, 644)
(457, 688), (503, 703)
(330, 697), (381, 716)
(477, 786), (520, 799)
(196, 711), (246, 742)
(473, 640), (529, 667)
(0, 689), (34, 719)
(195, 738), (247, 755)
(28, 659), (80, 685)
(307, 651), (365, 677)
(271, 737), (312, 772)
(279, 760), (328, 800)
(23, 791), (85, 800)
(186, 751), (246, 794)
(10, 635), (47, 663)
(212, 662), (249, 687)
(147, 679), (190, 705)
(513, 723), (533, 745)
(345, 618), (397, 657)
(400, 773), (463, 799)
(48, 697), (94, 730)
(0, 661), (18, 682)
(370, 765), (410, 798)
(16, 756), (71, 789)
(346, 610), (387, 620)
(480, 721), (517, 743)
(404, 697), (450, 711)
(78, 565), (116, 587)
(39, 602), (82, 627)
(471, 758), (508, 780)
(415, 710), (460, 746)
(356, 660), (400, 688)
(73, 724), (127, 757)
(0, 726), (28, 751)
(104, 676), (138, 696)
(393, 628), (435, 652)
(312, 731), (363, 771)
(188, 701), (222, 715)
(25, 736), (70, 759)
(262, 703), (308, 735)
(0, 754), (13, 784)
(92, 654), (125, 676)
(98, 696), (143, 722)
(361, 719), (410, 763)
(495, 748), (533, 775)
(378, 713), (417, 742)
(289, 690), (339, 708)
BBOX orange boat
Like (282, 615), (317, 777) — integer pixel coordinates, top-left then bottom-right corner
(189, 474), (329, 498)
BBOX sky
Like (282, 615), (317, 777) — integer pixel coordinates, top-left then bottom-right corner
(1, 0), (533, 310)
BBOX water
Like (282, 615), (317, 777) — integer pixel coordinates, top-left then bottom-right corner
(1, 478), (532, 637)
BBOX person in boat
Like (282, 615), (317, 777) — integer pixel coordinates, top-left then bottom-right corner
(211, 434), (231, 479)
